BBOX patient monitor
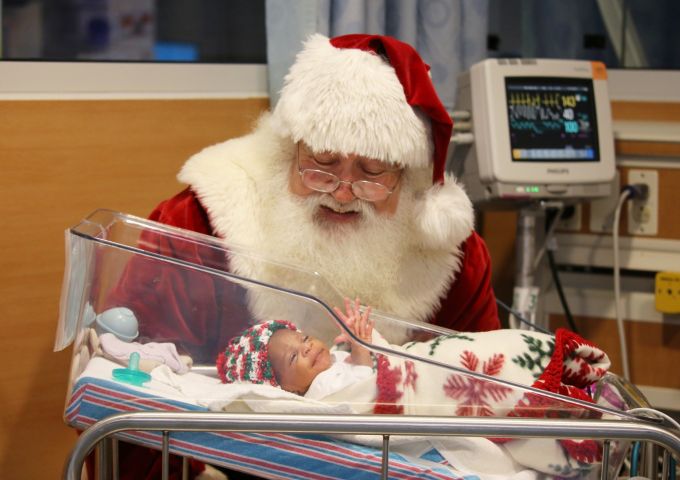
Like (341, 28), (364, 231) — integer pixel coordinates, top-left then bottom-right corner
(454, 58), (616, 203)
(453, 58), (617, 331)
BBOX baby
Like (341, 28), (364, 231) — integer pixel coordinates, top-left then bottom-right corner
(217, 298), (375, 398)
(217, 297), (611, 410)
(217, 301), (614, 477)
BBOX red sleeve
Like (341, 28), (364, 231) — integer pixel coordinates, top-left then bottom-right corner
(148, 187), (214, 235)
(432, 232), (500, 332)
(103, 188), (249, 364)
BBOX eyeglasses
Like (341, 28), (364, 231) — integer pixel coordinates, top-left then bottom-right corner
(297, 145), (399, 202)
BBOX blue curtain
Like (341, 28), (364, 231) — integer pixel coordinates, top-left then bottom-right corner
(265, 0), (489, 111)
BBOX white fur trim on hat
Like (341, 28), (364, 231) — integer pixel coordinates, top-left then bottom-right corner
(271, 33), (432, 169)
(414, 174), (475, 249)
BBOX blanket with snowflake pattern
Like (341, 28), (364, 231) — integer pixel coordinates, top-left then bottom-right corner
(372, 328), (611, 477)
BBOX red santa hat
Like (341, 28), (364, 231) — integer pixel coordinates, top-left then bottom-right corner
(271, 33), (473, 249)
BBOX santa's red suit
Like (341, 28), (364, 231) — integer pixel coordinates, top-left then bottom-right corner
(103, 33), (500, 480)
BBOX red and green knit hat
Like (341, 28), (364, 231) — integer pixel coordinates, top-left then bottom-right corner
(216, 320), (299, 386)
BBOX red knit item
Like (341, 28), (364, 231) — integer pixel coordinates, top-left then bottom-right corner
(506, 328), (606, 465)
(511, 328), (604, 415)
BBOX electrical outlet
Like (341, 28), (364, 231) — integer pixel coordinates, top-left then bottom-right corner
(558, 204), (582, 232)
(627, 169), (658, 236)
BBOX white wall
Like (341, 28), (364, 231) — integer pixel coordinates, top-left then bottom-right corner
(0, 61), (268, 99)
(608, 69), (680, 102)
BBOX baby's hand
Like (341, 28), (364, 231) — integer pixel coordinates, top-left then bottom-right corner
(333, 297), (373, 345)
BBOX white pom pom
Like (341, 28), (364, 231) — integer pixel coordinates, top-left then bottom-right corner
(414, 177), (474, 249)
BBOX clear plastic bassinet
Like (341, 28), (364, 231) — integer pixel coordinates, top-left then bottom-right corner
(55, 209), (656, 479)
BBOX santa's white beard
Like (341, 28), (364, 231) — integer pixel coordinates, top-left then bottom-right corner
(227, 165), (455, 343)
(269, 183), (417, 306)
(251, 168), (409, 306)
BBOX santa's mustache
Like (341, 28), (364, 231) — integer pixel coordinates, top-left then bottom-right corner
(312, 195), (375, 217)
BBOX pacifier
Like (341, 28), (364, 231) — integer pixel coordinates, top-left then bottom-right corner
(112, 352), (152, 386)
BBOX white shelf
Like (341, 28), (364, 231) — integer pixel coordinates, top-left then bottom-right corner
(614, 120), (680, 143)
(0, 61), (268, 100)
(554, 233), (680, 272)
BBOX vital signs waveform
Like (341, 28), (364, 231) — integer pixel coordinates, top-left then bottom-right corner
(510, 120), (563, 135)
(509, 104), (562, 121)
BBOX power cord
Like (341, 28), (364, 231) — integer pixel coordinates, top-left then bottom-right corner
(612, 184), (649, 382)
(495, 297), (552, 334)
(533, 204), (564, 271)
(546, 249), (579, 334)
(537, 205), (581, 334)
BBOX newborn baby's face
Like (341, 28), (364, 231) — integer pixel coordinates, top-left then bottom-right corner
(269, 329), (332, 395)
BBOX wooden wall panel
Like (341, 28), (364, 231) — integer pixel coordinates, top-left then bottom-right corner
(615, 140), (680, 157)
(0, 98), (269, 479)
(479, 210), (517, 326)
(611, 101), (680, 122)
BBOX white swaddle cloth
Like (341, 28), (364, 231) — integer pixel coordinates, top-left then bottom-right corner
(304, 350), (373, 400)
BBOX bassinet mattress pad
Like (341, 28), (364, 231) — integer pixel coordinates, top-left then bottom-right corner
(67, 357), (488, 480)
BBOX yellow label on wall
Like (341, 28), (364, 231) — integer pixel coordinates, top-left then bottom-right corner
(655, 271), (680, 314)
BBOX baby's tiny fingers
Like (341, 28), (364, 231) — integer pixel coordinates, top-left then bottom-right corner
(344, 297), (353, 314)
(333, 306), (347, 321)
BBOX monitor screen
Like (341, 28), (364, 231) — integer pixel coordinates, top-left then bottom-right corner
(505, 77), (600, 163)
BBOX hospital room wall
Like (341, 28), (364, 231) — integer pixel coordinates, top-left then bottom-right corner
(0, 78), (270, 477)
(482, 95), (680, 412)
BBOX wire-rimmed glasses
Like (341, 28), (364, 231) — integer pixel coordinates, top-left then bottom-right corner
(297, 145), (399, 202)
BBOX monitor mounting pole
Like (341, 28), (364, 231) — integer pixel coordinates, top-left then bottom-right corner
(510, 200), (566, 331)
(511, 202), (549, 330)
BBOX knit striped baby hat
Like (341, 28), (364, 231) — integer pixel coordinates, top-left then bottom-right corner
(217, 320), (299, 386)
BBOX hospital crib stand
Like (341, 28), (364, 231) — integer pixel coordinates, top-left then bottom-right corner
(64, 412), (680, 480)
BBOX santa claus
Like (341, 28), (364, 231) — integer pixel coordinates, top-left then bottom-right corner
(111, 33), (499, 363)
(105, 33), (501, 480)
